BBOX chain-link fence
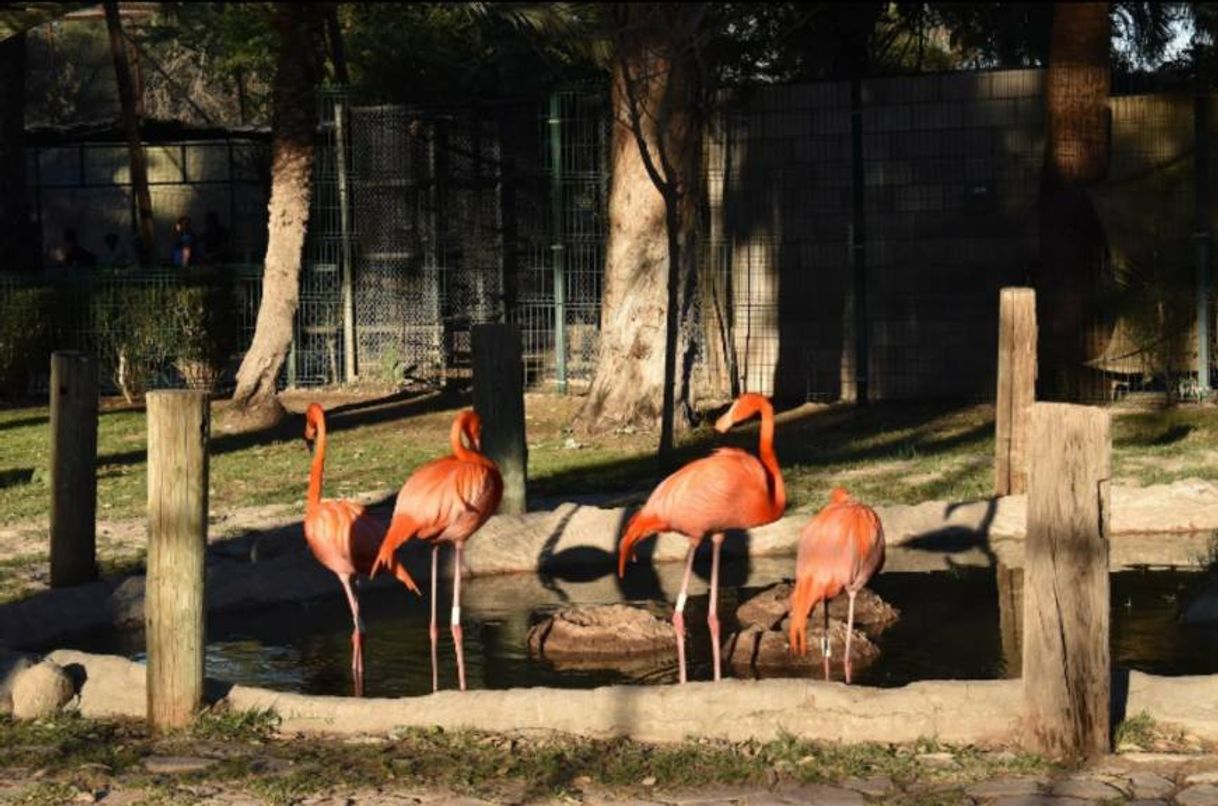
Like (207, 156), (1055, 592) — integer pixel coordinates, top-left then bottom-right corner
(8, 70), (1216, 406)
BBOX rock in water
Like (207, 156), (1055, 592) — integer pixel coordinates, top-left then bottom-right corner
(726, 620), (879, 678)
(528, 604), (675, 659)
(736, 583), (899, 637)
(11, 660), (75, 720)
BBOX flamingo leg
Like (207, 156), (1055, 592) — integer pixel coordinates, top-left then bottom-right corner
(451, 541), (467, 692)
(338, 574), (365, 697)
(844, 590), (857, 684)
(822, 598), (831, 682)
(673, 543), (696, 684)
(708, 533), (724, 682)
(429, 544), (439, 693)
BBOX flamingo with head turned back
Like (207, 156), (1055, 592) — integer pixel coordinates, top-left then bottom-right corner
(371, 409), (503, 692)
(788, 487), (885, 684)
(618, 392), (786, 683)
(302, 403), (421, 696)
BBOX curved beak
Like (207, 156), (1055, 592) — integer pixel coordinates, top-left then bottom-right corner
(714, 408), (734, 434)
(303, 436), (315, 454)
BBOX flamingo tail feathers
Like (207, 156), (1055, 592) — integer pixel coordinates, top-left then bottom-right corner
(371, 514), (418, 579)
(617, 511), (668, 578)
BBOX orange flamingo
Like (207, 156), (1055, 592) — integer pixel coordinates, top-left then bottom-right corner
(788, 487), (885, 684)
(618, 393), (786, 683)
(302, 404), (421, 696)
(371, 410), (503, 692)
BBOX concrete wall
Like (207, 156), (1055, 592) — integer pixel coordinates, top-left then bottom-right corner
(30, 139), (269, 267)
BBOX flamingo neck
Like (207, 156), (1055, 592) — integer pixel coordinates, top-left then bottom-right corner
(308, 419), (327, 509)
(451, 415), (495, 469)
(756, 400), (785, 517)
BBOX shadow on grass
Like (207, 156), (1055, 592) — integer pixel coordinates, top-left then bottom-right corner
(531, 400), (994, 510)
(0, 414), (49, 432)
(0, 468), (35, 490)
(90, 386), (471, 471)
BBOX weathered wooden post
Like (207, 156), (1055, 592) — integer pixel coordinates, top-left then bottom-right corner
(50, 351), (99, 587)
(994, 287), (1037, 496)
(996, 563), (1023, 678)
(471, 323), (527, 514)
(145, 390), (209, 731)
(1022, 402), (1111, 759)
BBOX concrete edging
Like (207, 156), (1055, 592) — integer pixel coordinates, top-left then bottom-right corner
(43, 649), (1218, 745)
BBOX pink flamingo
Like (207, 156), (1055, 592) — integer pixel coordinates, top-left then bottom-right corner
(788, 487), (885, 684)
(371, 410), (503, 692)
(302, 403), (421, 696)
(618, 393), (786, 683)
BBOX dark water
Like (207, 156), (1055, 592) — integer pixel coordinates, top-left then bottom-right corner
(62, 563), (1218, 698)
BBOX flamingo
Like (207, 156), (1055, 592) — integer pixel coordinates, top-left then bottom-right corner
(302, 403), (421, 696)
(371, 409), (503, 692)
(788, 487), (885, 684)
(618, 392), (786, 683)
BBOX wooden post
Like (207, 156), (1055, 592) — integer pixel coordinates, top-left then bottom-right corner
(50, 351), (99, 588)
(995, 287), (1037, 496)
(996, 563), (1023, 679)
(1022, 402), (1111, 759)
(471, 323), (527, 514)
(145, 390), (209, 731)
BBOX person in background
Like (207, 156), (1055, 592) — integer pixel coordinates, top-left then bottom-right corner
(172, 216), (195, 268)
(100, 232), (132, 268)
(199, 210), (230, 265)
(61, 228), (96, 268)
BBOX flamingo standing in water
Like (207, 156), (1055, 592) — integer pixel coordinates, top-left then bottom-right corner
(788, 487), (885, 684)
(371, 410), (503, 692)
(302, 403), (421, 696)
(618, 393), (786, 683)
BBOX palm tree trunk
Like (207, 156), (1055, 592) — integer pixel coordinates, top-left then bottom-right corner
(103, 1), (155, 265)
(1038, 1), (1112, 401)
(227, 5), (321, 430)
(575, 4), (704, 458)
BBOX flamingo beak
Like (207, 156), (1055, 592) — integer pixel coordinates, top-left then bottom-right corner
(303, 436), (314, 454)
(714, 407), (734, 434)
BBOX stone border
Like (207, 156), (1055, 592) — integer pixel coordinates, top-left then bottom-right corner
(42, 649), (1218, 746)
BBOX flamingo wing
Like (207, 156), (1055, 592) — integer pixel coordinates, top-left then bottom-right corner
(372, 457), (503, 575)
(649, 448), (773, 535)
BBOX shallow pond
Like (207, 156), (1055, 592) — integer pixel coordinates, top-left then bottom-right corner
(57, 549), (1218, 698)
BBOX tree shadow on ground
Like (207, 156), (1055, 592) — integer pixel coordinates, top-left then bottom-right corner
(90, 386), (471, 470)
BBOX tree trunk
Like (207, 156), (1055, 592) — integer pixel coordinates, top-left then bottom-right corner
(0, 33), (34, 270)
(575, 4), (704, 455)
(226, 5), (321, 431)
(1037, 2), (1112, 401)
(103, 1), (155, 265)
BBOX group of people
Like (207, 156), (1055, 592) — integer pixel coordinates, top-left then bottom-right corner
(52, 211), (230, 270)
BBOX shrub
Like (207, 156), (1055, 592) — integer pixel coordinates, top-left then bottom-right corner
(86, 280), (178, 403)
(168, 271), (242, 393)
(0, 286), (50, 400)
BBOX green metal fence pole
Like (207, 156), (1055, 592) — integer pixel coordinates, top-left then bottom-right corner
(1196, 90), (1212, 398)
(548, 92), (567, 394)
(335, 100), (357, 383)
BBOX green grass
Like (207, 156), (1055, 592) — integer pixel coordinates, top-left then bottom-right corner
(1113, 711), (1158, 748)
(3, 393), (1218, 533)
(0, 714), (1058, 804)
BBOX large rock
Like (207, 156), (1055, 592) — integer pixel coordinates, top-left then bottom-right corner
(726, 620), (878, 679)
(11, 659), (75, 720)
(736, 583), (899, 637)
(528, 604), (675, 660)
